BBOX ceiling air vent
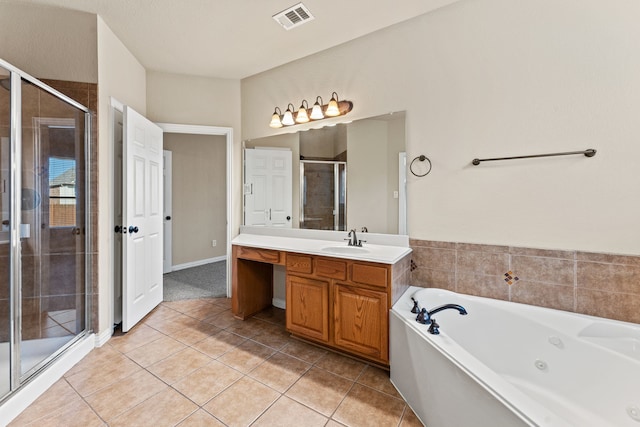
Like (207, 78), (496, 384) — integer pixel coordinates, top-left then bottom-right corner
(272, 2), (315, 30)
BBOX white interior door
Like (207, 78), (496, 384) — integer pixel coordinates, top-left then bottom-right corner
(244, 148), (292, 227)
(244, 148), (269, 226)
(122, 106), (163, 332)
(163, 150), (172, 273)
(268, 150), (292, 227)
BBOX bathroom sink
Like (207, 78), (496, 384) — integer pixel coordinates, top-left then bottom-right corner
(321, 246), (369, 255)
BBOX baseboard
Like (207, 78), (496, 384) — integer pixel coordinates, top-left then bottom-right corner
(272, 297), (286, 309)
(0, 334), (95, 426)
(171, 256), (226, 272)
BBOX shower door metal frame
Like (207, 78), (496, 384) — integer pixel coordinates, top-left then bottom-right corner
(0, 58), (92, 396)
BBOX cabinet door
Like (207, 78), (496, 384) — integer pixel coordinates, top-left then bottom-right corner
(286, 275), (330, 343)
(334, 284), (388, 361)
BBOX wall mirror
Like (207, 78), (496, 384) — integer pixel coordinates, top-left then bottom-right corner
(243, 111), (407, 235)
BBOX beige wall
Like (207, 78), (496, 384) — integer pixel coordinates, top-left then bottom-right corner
(386, 116), (405, 233)
(299, 126), (345, 159)
(0, 3), (97, 83)
(97, 16), (147, 335)
(164, 133), (227, 265)
(347, 120), (390, 232)
(146, 71), (242, 237)
(241, 0), (640, 256)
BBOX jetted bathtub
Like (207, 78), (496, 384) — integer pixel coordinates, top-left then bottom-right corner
(390, 287), (640, 427)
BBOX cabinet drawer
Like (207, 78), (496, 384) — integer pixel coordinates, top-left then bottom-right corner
(317, 258), (347, 280)
(351, 263), (388, 288)
(287, 254), (313, 274)
(236, 246), (282, 264)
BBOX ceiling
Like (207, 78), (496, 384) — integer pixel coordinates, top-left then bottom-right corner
(10, 0), (458, 79)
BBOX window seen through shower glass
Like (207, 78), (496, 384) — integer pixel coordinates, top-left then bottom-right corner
(48, 157), (77, 228)
(20, 78), (86, 376)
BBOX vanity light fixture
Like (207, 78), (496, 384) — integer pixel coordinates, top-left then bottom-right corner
(281, 103), (296, 126)
(295, 100), (310, 123)
(310, 96), (324, 120)
(270, 107), (283, 128)
(269, 92), (353, 128)
(325, 92), (341, 117)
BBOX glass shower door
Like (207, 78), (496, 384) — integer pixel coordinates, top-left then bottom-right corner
(300, 161), (347, 231)
(0, 66), (11, 399)
(19, 78), (87, 377)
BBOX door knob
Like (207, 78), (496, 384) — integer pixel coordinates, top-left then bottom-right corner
(114, 225), (122, 233)
(128, 226), (139, 234)
(165, 216), (171, 220)
(286, 216), (291, 221)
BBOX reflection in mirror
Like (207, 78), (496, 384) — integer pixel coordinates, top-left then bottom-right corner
(244, 111), (406, 234)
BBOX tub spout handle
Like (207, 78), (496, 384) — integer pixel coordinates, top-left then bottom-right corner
(416, 308), (431, 325)
(410, 297), (421, 314)
(428, 318), (440, 335)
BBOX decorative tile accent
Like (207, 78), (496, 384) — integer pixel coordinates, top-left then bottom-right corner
(504, 271), (520, 285)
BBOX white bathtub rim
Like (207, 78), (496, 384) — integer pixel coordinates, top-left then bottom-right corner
(409, 287), (640, 365)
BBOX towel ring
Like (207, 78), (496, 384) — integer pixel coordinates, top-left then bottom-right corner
(410, 155), (432, 177)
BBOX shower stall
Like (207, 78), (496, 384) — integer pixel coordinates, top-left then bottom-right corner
(0, 59), (91, 402)
(300, 160), (346, 231)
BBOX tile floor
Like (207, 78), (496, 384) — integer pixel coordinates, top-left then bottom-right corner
(9, 297), (423, 427)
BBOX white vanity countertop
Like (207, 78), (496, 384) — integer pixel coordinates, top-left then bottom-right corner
(232, 232), (412, 264)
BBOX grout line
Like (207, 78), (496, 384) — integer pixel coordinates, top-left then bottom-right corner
(573, 252), (578, 312)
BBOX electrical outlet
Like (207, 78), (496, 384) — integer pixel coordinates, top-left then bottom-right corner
(212, 240), (217, 247)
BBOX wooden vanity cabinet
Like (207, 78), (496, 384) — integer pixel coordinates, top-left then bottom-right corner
(286, 275), (330, 342)
(285, 253), (391, 365)
(333, 283), (388, 361)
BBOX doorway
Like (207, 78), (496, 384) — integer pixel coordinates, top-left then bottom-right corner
(110, 106), (233, 329)
(161, 131), (228, 301)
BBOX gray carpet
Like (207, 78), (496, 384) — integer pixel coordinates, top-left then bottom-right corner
(163, 260), (227, 301)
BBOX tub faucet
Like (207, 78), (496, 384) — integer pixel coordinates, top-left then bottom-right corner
(428, 304), (468, 317)
(415, 304), (468, 334)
